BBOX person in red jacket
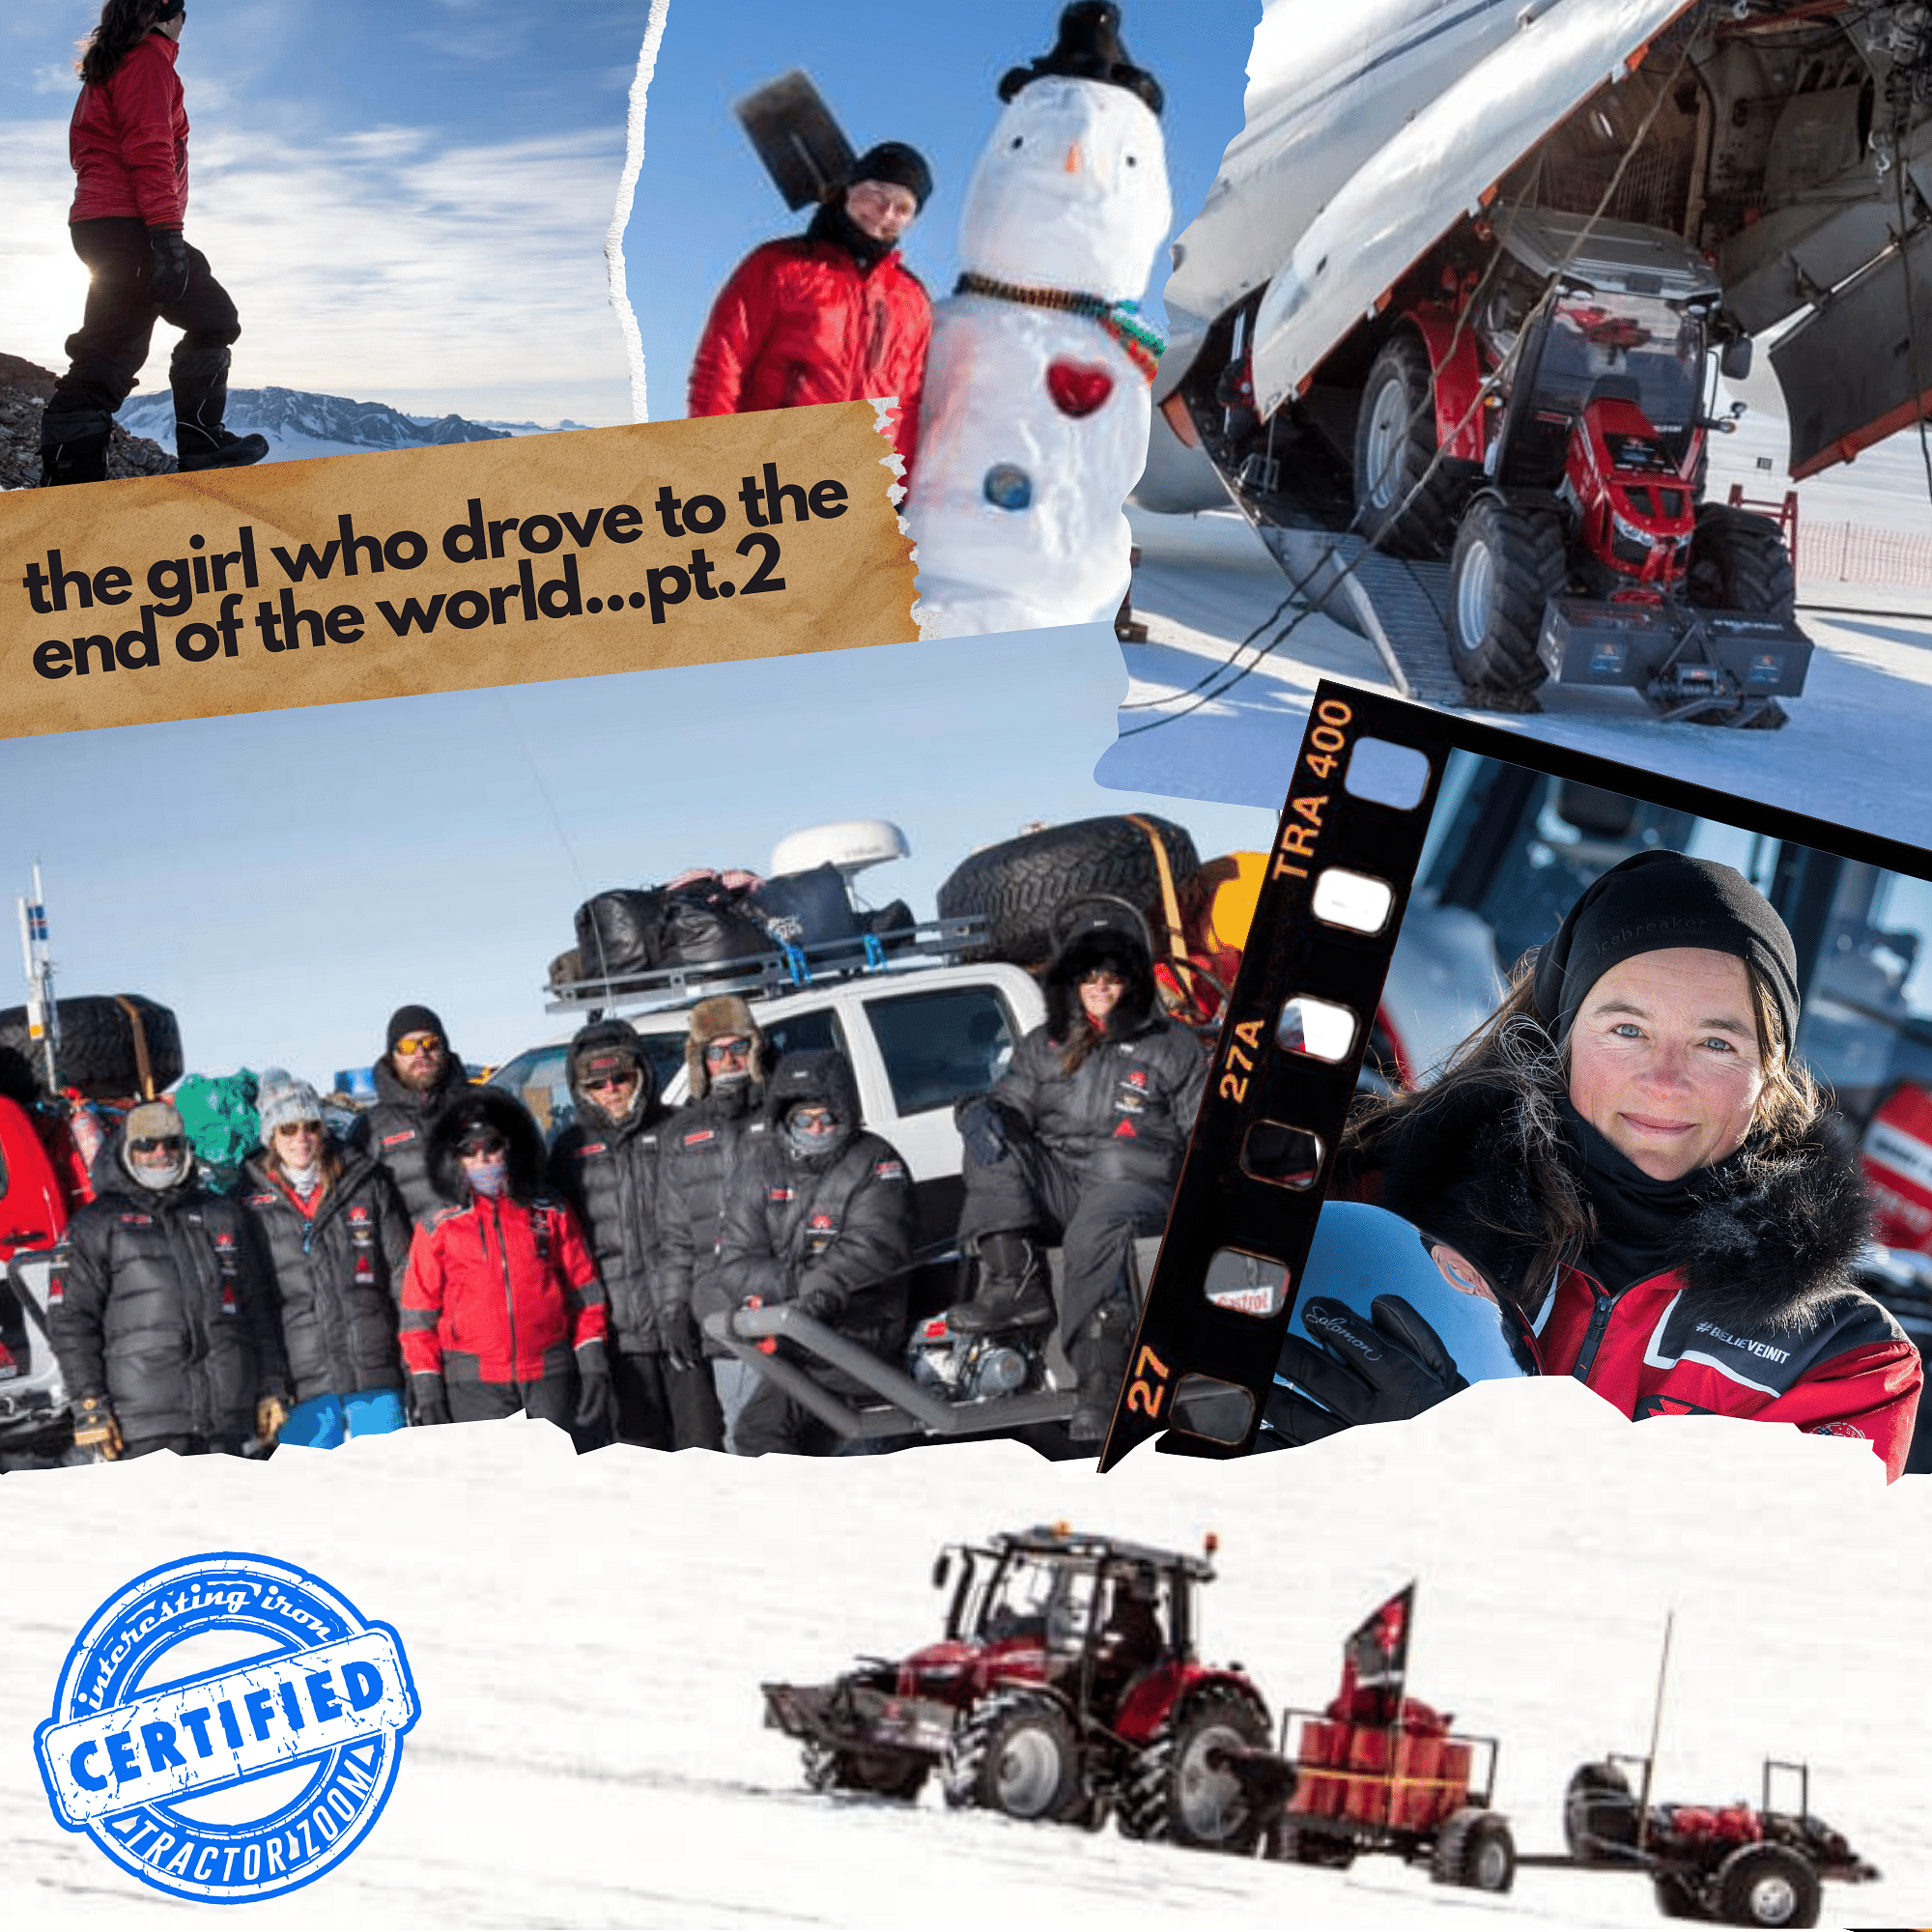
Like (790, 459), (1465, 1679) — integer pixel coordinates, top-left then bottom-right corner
(398, 1089), (615, 1446)
(1281, 852), (1924, 1479)
(39, 0), (269, 486)
(689, 142), (934, 476)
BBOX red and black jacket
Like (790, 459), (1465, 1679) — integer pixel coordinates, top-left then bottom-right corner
(69, 32), (188, 228)
(399, 1089), (607, 1387)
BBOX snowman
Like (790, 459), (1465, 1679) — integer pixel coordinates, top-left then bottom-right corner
(907, 4), (1172, 639)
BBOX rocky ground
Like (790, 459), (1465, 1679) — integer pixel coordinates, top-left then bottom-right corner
(0, 352), (176, 489)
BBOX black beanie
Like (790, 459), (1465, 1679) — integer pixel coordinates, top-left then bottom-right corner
(846, 142), (933, 212)
(1532, 851), (1800, 1049)
(998, 3), (1164, 117)
(385, 1004), (447, 1055)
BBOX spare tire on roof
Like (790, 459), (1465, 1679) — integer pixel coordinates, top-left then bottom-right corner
(936, 816), (1200, 967)
(0, 994), (183, 1100)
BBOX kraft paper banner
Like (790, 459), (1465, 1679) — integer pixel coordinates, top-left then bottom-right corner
(1, 401), (914, 739)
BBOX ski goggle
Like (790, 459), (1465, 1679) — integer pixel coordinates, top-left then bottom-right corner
(129, 1135), (186, 1156)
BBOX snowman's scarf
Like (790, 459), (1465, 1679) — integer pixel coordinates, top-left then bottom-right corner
(953, 273), (1166, 383)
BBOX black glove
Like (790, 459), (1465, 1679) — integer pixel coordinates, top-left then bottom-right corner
(1266, 1294), (1467, 1445)
(573, 1341), (616, 1435)
(956, 1095), (1009, 1168)
(408, 1373), (450, 1428)
(145, 227), (191, 306)
(796, 1282), (843, 1322)
(660, 1303), (702, 1374)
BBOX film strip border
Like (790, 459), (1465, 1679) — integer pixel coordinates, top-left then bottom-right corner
(1098, 682), (1451, 1470)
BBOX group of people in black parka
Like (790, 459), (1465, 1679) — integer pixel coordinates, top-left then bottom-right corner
(46, 911), (1207, 1463)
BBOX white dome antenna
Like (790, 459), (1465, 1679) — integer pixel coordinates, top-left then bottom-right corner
(770, 819), (911, 880)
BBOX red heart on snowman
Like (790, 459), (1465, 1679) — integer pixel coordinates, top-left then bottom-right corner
(1046, 359), (1114, 418)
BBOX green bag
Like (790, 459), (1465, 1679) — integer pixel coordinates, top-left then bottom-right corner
(171, 1068), (261, 1188)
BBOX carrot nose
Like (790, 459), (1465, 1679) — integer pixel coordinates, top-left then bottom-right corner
(1065, 141), (1082, 174)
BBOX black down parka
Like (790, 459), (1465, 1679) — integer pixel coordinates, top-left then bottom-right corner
(659, 1080), (764, 1355)
(49, 1151), (290, 1446)
(546, 1021), (671, 1354)
(235, 1143), (412, 1405)
(357, 1051), (469, 1224)
(714, 1051), (915, 1386)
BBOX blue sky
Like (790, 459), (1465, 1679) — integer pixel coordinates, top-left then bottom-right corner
(0, 627), (1278, 1087)
(1, 1), (1263, 424)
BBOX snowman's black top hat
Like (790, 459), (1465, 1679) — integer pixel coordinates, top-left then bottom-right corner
(997, 3), (1164, 117)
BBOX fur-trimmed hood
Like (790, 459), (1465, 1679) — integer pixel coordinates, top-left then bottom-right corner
(426, 1086), (549, 1206)
(1358, 1076), (1871, 1330)
(1043, 911), (1157, 1044)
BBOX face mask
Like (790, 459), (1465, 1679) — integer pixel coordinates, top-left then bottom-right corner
(129, 1152), (187, 1192)
(786, 1113), (842, 1159)
(710, 1067), (751, 1092)
(467, 1160), (508, 1197)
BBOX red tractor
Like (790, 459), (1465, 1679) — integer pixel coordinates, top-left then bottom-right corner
(761, 1524), (1277, 1854)
(1352, 207), (1804, 724)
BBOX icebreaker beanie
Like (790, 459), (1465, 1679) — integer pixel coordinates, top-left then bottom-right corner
(385, 1004), (446, 1054)
(1532, 850), (1799, 1049)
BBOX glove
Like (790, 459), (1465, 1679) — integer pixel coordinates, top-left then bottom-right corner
(956, 1095), (1009, 1168)
(660, 1303), (702, 1374)
(573, 1340), (616, 1435)
(145, 227), (191, 306)
(72, 1393), (122, 1463)
(255, 1392), (290, 1447)
(408, 1373), (450, 1428)
(1266, 1294), (1467, 1445)
(796, 1283), (842, 1322)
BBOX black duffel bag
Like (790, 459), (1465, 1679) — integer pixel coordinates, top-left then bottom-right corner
(575, 890), (668, 980)
(750, 864), (861, 953)
(662, 878), (770, 967)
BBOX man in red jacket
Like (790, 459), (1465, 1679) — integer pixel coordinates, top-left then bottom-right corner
(399, 1090), (615, 1446)
(40, 0), (269, 487)
(689, 142), (934, 477)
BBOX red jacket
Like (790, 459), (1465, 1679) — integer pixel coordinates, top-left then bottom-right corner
(69, 32), (187, 228)
(688, 237), (930, 470)
(399, 1191), (607, 1385)
(1535, 1263), (1922, 1480)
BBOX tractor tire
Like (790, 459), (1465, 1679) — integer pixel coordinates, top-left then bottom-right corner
(1118, 1684), (1271, 1854)
(801, 1739), (929, 1802)
(1352, 333), (1463, 557)
(935, 816), (1200, 968)
(1446, 496), (1567, 701)
(1687, 506), (1797, 623)
(939, 1690), (1085, 1824)
(1564, 1759), (1639, 1858)
(1712, 1842), (1820, 1929)
(1656, 1871), (1717, 1919)
(0, 995), (182, 1101)
(1430, 1806), (1517, 1893)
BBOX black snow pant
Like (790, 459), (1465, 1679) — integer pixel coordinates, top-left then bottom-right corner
(612, 1349), (724, 1451)
(446, 1371), (577, 1434)
(121, 1433), (243, 1460)
(43, 217), (242, 478)
(956, 1123), (1170, 1343)
(732, 1379), (841, 1458)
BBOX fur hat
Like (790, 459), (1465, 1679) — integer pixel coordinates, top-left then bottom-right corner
(426, 1088), (547, 1206)
(257, 1070), (325, 1145)
(686, 995), (767, 1101)
(125, 1098), (185, 1144)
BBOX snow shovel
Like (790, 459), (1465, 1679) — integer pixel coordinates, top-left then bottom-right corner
(733, 70), (855, 210)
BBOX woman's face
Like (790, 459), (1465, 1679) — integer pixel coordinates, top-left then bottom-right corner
(1566, 948), (1765, 1181)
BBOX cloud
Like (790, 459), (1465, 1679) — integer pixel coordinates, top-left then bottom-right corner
(32, 61), (73, 93)
(0, 113), (634, 423)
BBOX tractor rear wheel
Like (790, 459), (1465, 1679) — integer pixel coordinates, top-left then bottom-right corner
(1119, 1684), (1271, 1853)
(940, 1690), (1085, 1824)
(1686, 506), (1797, 622)
(1446, 496), (1566, 701)
(1431, 1806), (1517, 1892)
(1353, 333), (1463, 557)
(801, 1739), (928, 1802)
(1712, 1842), (1820, 1928)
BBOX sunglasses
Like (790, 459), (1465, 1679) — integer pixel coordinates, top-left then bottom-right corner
(1079, 968), (1127, 987)
(274, 1120), (324, 1138)
(704, 1037), (752, 1063)
(394, 1035), (443, 1057)
(583, 1071), (637, 1093)
(789, 1107), (838, 1129)
(457, 1136), (508, 1159)
(129, 1135), (186, 1156)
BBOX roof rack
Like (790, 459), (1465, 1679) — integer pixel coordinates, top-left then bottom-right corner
(543, 915), (991, 1017)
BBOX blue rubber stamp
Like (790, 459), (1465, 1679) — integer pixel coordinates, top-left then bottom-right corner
(34, 1551), (419, 1902)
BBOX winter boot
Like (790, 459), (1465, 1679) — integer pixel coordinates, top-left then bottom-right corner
(38, 404), (112, 487)
(176, 423), (270, 473)
(1066, 1295), (1133, 1443)
(948, 1230), (1053, 1334)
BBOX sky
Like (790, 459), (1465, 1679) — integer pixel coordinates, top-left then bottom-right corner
(0, 0), (1264, 425)
(0, 624), (1278, 1088)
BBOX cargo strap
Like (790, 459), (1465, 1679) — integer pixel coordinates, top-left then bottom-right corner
(1125, 816), (1200, 1016)
(111, 996), (155, 1099)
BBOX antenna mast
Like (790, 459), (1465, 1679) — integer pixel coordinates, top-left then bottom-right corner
(16, 864), (58, 1094)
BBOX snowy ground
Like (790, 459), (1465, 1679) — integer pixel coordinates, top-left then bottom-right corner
(1099, 419), (1932, 842)
(1, 1381), (1926, 1928)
